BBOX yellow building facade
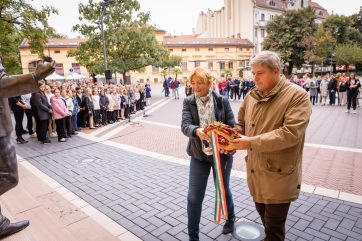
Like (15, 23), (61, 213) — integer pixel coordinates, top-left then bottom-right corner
(19, 28), (254, 84)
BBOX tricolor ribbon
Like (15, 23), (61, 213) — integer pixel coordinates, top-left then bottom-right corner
(210, 131), (228, 224)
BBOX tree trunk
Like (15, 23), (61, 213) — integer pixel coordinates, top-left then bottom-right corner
(122, 72), (128, 85)
(288, 62), (294, 75)
(332, 64), (336, 73)
(311, 64), (315, 76)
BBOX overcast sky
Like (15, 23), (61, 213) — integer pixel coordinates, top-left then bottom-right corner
(30, 0), (362, 38)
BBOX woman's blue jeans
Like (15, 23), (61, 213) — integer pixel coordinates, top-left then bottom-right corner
(188, 154), (235, 241)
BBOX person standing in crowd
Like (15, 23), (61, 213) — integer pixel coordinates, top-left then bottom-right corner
(171, 79), (175, 97)
(316, 76), (322, 103)
(134, 87), (140, 112)
(60, 89), (74, 137)
(84, 88), (95, 129)
(72, 89), (81, 132)
(106, 88), (114, 124)
(230, 51), (311, 241)
(242, 78), (250, 99)
(8, 96), (27, 144)
(140, 86), (145, 110)
(228, 77), (235, 100)
(34, 81), (52, 144)
(120, 91), (126, 120)
(234, 77), (241, 100)
(76, 86), (86, 128)
(182, 67), (236, 240)
(163, 77), (170, 97)
(30, 92), (40, 140)
(21, 93), (35, 138)
(346, 74), (361, 114)
(302, 73), (311, 92)
(225, 75), (231, 99)
(99, 89), (109, 125)
(328, 74), (337, 105)
(320, 76), (329, 106)
(185, 81), (193, 97)
(92, 88), (101, 127)
(174, 78), (180, 99)
(338, 77), (348, 106)
(218, 79), (224, 95)
(146, 84), (152, 105)
(50, 89), (68, 142)
(44, 85), (57, 137)
(309, 77), (317, 105)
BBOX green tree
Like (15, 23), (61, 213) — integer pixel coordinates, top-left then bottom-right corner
(334, 43), (362, 73)
(304, 27), (336, 74)
(222, 68), (233, 77)
(350, 6), (362, 34)
(322, 14), (353, 44)
(263, 7), (318, 75)
(67, 0), (180, 84)
(171, 68), (182, 79)
(160, 69), (168, 80)
(0, 0), (59, 74)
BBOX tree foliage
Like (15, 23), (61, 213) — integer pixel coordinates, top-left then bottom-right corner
(334, 43), (362, 73)
(67, 0), (180, 84)
(322, 14), (353, 44)
(222, 68), (233, 77)
(0, 0), (59, 74)
(263, 7), (318, 74)
(171, 68), (182, 79)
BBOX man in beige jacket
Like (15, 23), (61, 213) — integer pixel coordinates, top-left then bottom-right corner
(229, 51), (312, 240)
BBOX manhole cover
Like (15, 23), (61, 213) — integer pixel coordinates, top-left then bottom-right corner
(232, 221), (265, 241)
(77, 157), (100, 164)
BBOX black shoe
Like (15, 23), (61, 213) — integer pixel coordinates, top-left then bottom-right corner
(0, 219), (29, 239)
(16, 137), (28, 144)
(64, 135), (70, 138)
(222, 219), (235, 234)
(71, 132), (78, 135)
(40, 139), (51, 144)
(21, 130), (29, 134)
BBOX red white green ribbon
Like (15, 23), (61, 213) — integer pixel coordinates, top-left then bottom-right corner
(210, 131), (228, 224)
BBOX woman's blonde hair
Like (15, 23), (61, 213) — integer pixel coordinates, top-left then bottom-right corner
(189, 67), (213, 88)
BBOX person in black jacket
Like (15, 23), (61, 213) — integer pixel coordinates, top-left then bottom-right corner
(75, 86), (86, 128)
(30, 92), (41, 141)
(234, 78), (241, 100)
(181, 67), (236, 240)
(8, 96), (27, 144)
(345, 74), (361, 113)
(99, 88), (109, 125)
(328, 75), (337, 105)
(34, 81), (52, 144)
(84, 88), (95, 129)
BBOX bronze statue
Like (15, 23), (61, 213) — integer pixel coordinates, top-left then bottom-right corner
(0, 56), (56, 238)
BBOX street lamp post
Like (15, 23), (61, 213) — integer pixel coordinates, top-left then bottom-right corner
(330, 52), (335, 76)
(99, 0), (114, 84)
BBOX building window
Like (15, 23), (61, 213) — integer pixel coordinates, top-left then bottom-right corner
(54, 50), (60, 54)
(261, 14), (265, 21)
(225, 48), (229, 51)
(220, 62), (225, 70)
(208, 62), (213, 70)
(195, 48), (200, 52)
(182, 49), (186, 52)
(169, 49), (173, 52)
(208, 48), (213, 51)
(182, 62), (188, 71)
(55, 63), (64, 76)
(59, 43), (64, 45)
(270, 15), (274, 21)
(228, 62), (233, 69)
(194, 62), (200, 68)
(152, 66), (159, 73)
(261, 29), (265, 38)
(239, 48), (243, 51)
(72, 63), (81, 74)
(269, 1), (276, 7)
(255, 28), (258, 37)
(237, 33), (241, 38)
(319, 11), (323, 16)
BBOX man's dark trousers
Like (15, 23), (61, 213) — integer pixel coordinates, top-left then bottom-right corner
(255, 202), (290, 241)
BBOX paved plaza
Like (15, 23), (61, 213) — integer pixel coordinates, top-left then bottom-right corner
(4, 84), (362, 240)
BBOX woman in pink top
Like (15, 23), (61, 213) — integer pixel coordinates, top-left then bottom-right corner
(50, 89), (70, 142)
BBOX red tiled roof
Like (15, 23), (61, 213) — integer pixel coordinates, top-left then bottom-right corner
(164, 36), (254, 47)
(255, 0), (286, 10)
(20, 38), (87, 48)
(309, 1), (330, 18)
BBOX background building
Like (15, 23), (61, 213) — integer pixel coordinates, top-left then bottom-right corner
(195, 0), (329, 54)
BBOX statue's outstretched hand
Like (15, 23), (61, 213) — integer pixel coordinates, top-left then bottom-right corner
(34, 56), (56, 80)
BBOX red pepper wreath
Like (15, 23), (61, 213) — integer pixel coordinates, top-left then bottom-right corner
(203, 122), (241, 151)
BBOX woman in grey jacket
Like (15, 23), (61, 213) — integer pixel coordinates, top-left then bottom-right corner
(181, 67), (236, 241)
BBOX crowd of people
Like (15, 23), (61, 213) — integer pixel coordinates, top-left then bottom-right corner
(289, 73), (361, 113)
(8, 79), (152, 144)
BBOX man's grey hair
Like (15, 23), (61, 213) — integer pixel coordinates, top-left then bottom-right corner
(250, 51), (281, 72)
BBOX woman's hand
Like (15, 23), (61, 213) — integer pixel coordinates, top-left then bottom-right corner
(196, 128), (210, 142)
(229, 136), (251, 150)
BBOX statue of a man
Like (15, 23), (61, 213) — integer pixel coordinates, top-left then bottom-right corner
(0, 56), (56, 238)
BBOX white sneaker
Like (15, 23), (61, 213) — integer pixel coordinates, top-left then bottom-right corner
(345, 110), (350, 113)
(50, 133), (57, 138)
(353, 111), (356, 114)
(30, 133), (37, 138)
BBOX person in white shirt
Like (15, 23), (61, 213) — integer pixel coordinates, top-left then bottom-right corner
(92, 88), (101, 127)
(44, 85), (57, 138)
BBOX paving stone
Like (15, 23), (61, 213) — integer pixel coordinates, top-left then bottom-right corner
(141, 233), (160, 241)
(152, 224), (173, 237)
(320, 227), (347, 240)
(289, 228), (314, 241)
(308, 219), (325, 231)
(294, 219), (310, 231)
(304, 228), (330, 240)
(340, 218), (356, 230)
(336, 227), (361, 240)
